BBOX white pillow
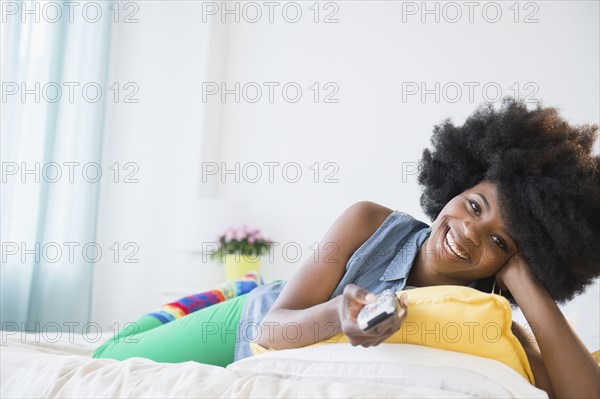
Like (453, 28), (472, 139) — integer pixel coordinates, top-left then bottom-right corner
(228, 343), (548, 398)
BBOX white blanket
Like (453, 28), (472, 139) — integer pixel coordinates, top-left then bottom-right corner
(1, 331), (548, 398)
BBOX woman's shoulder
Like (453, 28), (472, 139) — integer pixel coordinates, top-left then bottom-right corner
(345, 201), (423, 231)
(346, 201), (394, 219)
(341, 201), (396, 236)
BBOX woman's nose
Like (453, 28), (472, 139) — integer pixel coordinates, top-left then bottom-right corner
(462, 219), (481, 246)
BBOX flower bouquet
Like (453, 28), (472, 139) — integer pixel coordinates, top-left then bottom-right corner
(211, 225), (273, 280)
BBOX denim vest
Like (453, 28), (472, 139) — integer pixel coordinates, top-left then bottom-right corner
(233, 210), (432, 361)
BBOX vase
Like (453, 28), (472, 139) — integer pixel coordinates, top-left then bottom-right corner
(223, 253), (261, 281)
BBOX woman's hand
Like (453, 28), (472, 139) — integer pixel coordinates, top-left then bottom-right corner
(495, 252), (537, 291)
(337, 284), (408, 347)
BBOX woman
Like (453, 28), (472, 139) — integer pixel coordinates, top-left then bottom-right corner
(94, 98), (600, 398)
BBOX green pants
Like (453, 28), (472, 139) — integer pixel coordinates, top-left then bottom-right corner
(92, 294), (249, 367)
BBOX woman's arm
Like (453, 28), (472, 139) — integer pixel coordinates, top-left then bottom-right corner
(511, 321), (555, 397)
(257, 201), (402, 350)
(498, 255), (600, 399)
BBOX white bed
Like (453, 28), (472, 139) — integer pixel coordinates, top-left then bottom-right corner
(1, 331), (548, 398)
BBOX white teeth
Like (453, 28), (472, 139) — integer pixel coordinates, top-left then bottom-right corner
(444, 228), (468, 260)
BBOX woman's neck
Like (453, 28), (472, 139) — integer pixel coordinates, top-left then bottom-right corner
(406, 239), (472, 288)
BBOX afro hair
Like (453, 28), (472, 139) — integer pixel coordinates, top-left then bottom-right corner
(417, 97), (600, 305)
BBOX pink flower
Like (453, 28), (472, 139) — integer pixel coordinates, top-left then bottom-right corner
(249, 230), (261, 241)
(235, 229), (245, 241)
(225, 227), (236, 241)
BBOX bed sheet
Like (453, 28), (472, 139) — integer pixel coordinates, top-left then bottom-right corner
(1, 331), (549, 398)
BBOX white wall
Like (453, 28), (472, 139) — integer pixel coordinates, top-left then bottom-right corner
(92, 1), (599, 350)
(91, 3), (219, 330)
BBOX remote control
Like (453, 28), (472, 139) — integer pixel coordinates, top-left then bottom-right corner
(357, 289), (399, 332)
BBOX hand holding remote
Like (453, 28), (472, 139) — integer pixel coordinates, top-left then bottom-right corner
(336, 284), (408, 348)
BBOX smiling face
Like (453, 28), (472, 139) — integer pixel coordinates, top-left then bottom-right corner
(418, 180), (519, 285)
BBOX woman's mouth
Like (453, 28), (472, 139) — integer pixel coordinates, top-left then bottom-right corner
(443, 226), (470, 261)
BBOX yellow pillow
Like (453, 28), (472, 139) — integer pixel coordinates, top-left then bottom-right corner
(250, 285), (534, 384)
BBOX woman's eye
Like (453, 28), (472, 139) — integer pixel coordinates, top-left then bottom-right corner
(492, 235), (507, 251)
(468, 200), (481, 215)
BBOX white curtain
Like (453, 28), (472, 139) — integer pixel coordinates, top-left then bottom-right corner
(1, 0), (112, 332)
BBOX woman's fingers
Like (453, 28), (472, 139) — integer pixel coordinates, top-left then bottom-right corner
(397, 292), (408, 320)
(365, 293), (408, 336)
(340, 287), (410, 348)
(343, 284), (376, 306)
(359, 293), (409, 347)
(347, 313), (400, 344)
(342, 284), (377, 318)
